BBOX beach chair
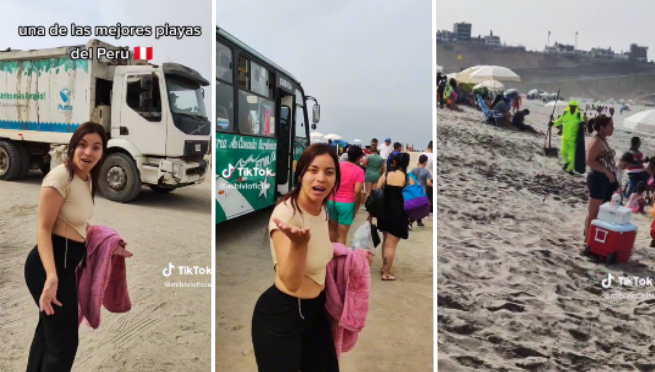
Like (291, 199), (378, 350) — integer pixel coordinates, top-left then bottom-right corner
(477, 94), (503, 126)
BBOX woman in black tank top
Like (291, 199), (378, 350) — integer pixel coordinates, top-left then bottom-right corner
(584, 115), (618, 240)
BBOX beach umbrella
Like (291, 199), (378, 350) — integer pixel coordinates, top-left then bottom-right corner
(505, 88), (519, 95)
(472, 80), (505, 90)
(528, 89), (539, 95)
(324, 133), (343, 140)
(310, 132), (325, 138)
(436, 65), (443, 73)
(545, 100), (570, 108)
(455, 65), (488, 83)
(353, 139), (362, 143)
(468, 65), (521, 82)
(622, 110), (655, 133)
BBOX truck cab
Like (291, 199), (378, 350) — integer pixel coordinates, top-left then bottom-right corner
(101, 62), (211, 201)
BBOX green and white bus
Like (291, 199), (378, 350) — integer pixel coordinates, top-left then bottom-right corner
(216, 27), (320, 224)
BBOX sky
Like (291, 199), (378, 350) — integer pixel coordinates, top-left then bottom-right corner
(0, 0), (212, 112)
(218, 0), (432, 150)
(437, 0), (655, 56)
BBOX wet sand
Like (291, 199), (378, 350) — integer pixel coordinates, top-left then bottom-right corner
(437, 101), (655, 371)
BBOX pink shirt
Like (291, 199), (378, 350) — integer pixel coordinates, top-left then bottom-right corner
(331, 162), (365, 203)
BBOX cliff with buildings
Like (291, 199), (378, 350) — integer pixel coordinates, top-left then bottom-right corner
(438, 42), (655, 101)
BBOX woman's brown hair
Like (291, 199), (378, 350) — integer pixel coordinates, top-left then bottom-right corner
(586, 114), (612, 134)
(64, 122), (108, 200)
(277, 143), (341, 218)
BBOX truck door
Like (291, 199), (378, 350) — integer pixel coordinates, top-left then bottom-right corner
(276, 93), (294, 195)
(116, 73), (167, 156)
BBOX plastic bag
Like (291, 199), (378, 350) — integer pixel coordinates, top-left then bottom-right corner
(352, 222), (375, 255)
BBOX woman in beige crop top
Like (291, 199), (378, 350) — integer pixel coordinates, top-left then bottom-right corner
(23, 122), (127, 372)
(251, 144), (345, 371)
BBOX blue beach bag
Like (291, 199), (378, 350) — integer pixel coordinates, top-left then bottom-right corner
(403, 173), (430, 220)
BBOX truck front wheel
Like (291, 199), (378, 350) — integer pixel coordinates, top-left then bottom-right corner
(0, 141), (25, 181)
(98, 152), (142, 203)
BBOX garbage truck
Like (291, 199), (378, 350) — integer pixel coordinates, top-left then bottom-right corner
(0, 39), (211, 202)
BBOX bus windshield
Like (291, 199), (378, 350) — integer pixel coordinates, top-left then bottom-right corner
(166, 76), (208, 119)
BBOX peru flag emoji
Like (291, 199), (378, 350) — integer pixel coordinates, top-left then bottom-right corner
(134, 46), (153, 61)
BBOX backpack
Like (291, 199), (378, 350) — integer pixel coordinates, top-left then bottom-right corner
(365, 171), (386, 219)
(403, 173), (431, 220)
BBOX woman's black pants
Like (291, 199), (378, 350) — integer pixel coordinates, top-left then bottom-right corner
(251, 284), (339, 372)
(24, 234), (86, 372)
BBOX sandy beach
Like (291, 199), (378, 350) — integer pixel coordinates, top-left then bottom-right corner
(216, 153), (434, 371)
(437, 101), (655, 371)
(0, 171), (212, 371)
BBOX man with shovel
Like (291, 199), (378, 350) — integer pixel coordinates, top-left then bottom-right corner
(550, 100), (586, 174)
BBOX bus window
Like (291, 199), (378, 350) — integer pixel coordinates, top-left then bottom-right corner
(217, 41), (232, 83)
(251, 61), (272, 98)
(295, 105), (308, 146)
(238, 56), (248, 90)
(238, 90), (276, 136)
(216, 81), (235, 132)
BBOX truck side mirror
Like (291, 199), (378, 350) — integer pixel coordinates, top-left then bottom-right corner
(312, 104), (320, 124)
(139, 91), (152, 112)
(140, 75), (153, 91)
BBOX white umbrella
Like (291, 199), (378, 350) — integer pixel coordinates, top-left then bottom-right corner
(622, 110), (655, 133)
(545, 100), (570, 108)
(472, 80), (505, 90)
(468, 65), (521, 82)
(455, 65), (487, 83)
(310, 132), (325, 138)
(353, 139), (362, 143)
(324, 133), (343, 140)
(436, 65), (443, 73)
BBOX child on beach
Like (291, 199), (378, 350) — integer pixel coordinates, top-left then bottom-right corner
(626, 181), (647, 213)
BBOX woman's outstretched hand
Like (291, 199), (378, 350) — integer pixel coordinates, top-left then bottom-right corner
(40, 276), (61, 315)
(273, 217), (311, 246)
(112, 246), (133, 258)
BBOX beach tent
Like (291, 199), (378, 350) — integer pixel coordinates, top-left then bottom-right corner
(622, 110), (655, 133)
(468, 65), (521, 83)
(528, 89), (539, 95)
(310, 132), (325, 138)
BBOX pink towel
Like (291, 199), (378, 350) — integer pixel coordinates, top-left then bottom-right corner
(76, 225), (131, 329)
(325, 243), (370, 360)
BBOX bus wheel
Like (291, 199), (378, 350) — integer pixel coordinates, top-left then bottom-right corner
(0, 141), (24, 181)
(99, 152), (142, 203)
(149, 185), (176, 194)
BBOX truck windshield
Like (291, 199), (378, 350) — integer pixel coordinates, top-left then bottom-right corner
(165, 76), (208, 119)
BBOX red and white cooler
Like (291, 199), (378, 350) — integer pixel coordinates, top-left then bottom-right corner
(586, 219), (637, 264)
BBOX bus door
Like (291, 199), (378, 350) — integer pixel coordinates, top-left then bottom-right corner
(275, 93), (295, 195)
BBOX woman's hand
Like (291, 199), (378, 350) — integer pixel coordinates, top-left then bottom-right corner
(606, 170), (617, 183)
(365, 251), (373, 266)
(272, 217), (311, 246)
(40, 276), (61, 315)
(112, 246), (133, 258)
